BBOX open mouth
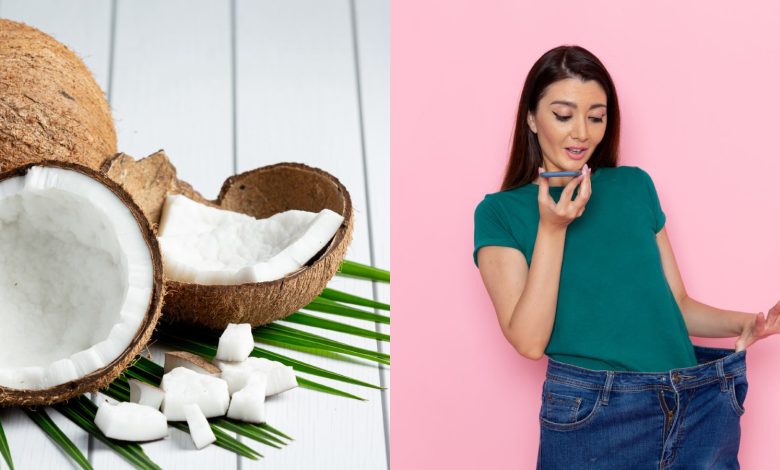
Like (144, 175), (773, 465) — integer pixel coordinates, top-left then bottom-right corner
(565, 147), (587, 159)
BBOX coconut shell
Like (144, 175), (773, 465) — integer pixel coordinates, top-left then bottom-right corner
(101, 150), (210, 231)
(0, 161), (163, 407)
(103, 151), (354, 328)
(0, 20), (116, 173)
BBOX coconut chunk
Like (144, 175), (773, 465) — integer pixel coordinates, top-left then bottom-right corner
(160, 367), (229, 421)
(94, 401), (168, 442)
(215, 357), (298, 396)
(226, 374), (267, 423)
(183, 403), (216, 449)
(215, 323), (254, 362)
(164, 351), (221, 375)
(157, 194), (344, 285)
(0, 165), (157, 393)
(128, 379), (165, 410)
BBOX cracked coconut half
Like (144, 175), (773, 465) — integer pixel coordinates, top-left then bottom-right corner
(103, 150), (353, 328)
(0, 162), (163, 407)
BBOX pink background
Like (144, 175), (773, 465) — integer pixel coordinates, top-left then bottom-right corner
(392, 1), (780, 468)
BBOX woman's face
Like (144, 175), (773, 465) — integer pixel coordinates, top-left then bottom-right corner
(527, 78), (608, 186)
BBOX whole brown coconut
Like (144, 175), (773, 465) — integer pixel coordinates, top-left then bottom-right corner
(0, 20), (116, 172)
(103, 151), (353, 328)
(0, 161), (163, 407)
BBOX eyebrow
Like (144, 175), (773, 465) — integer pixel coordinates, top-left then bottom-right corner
(550, 100), (607, 110)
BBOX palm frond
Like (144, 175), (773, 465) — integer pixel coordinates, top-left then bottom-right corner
(281, 312), (389, 341)
(0, 416), (14, 470)
(303, 298), (390, 324)
(318, 287), (389, 310)
(54, 397), (161, 470)
(338, 260), (390, 282)
(23, 408), (92, 470)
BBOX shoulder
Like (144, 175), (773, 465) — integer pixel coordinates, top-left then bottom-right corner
(475, 186), (529, 213)
(603, 165), (655, 186)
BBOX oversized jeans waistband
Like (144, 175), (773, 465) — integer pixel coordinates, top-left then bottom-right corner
(545, 345), (747, 391)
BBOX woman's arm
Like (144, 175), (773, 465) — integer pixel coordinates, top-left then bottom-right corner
(656, 226), (755, 337)
(476, 166), (591, 359)
(477, 223), (568, 360)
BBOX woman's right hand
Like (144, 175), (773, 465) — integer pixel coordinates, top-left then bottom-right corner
(537, 163), (592, 231)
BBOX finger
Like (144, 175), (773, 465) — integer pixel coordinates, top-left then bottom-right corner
(755, 312), (767, 336)
(573, 164), (592, 208)
(767, 306), (780, 329)
(768, 300), (780, 317)
(558, 172), (584, 207)
(537, 167), (554, 206)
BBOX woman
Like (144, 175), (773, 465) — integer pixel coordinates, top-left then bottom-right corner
(472, 45), (780, 468)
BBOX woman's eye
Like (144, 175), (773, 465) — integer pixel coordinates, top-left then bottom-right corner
(553, 112), (604, 123)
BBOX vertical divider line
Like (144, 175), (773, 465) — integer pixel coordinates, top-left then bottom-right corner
(107, 0), (119, 107)
(92, 0), (118, 465)
(231, 0), (238, 177)
(231, 1), (241, 469)
(348, 0), (390, 468)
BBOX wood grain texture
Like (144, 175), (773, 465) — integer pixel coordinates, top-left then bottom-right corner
(234, 1), (387, 468)
(354, 0), (391, 432)
(0, 0), (389, 468)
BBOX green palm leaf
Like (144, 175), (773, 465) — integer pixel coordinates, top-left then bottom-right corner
(281, 312), (389, 341)
(23, 408), (92, 470)
(338, 260), (390, 282)
(254, 324), (390, 365)
(303, 298), (390, 324)
(0, 416), (14, 470)
(54, 398), (161, 470)
(318, 288), (390, 310)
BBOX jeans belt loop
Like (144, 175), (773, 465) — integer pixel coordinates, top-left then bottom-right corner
(600, 371), (614, 405)
(716, 360), (728, 392)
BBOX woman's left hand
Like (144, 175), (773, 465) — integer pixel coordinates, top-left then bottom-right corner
(735, 301), (780, 352)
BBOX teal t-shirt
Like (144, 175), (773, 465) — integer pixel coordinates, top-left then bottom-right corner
(473, 166), (697, 372)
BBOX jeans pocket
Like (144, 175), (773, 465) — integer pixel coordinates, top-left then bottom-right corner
(540, 378), (602, 431)
(727, 373), (748, 417)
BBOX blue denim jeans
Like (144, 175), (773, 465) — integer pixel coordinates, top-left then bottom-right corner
(537, 345), (748, 469)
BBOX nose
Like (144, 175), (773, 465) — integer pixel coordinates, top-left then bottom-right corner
(570, 116), (589, 141)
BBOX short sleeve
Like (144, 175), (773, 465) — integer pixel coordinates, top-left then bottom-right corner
(637, 168), (666, 233)
(473, 197), (523, 267)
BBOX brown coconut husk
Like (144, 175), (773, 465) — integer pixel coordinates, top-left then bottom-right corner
(101, 150), (211, 231)
(102, 151), (353, 328)
(164, 351), (221, 375)
(0, 161), (163, 407)
(0, 20), (116, 173)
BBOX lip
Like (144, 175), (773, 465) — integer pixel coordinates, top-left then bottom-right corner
(564, 147), (587, 160)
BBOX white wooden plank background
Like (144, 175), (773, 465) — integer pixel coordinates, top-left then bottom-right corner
(0, 1), (389, 469)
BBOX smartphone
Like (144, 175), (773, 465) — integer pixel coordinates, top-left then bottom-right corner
(540, 171), (582, 178)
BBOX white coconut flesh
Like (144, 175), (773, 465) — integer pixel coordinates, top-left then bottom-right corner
(183, 403), (216, 449)
(0, 167), (154, 390)
(215, 357), (298, 397)
(157, 194), (344, 285)
(215, 323), (254, 362)
(226, 374), (268, 424)
(129, 378), (165, 410)
(95, 401), (168, 442)
(160, 367), (230, 421)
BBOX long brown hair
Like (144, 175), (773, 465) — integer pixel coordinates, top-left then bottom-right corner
(501, 45), (621, 191)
